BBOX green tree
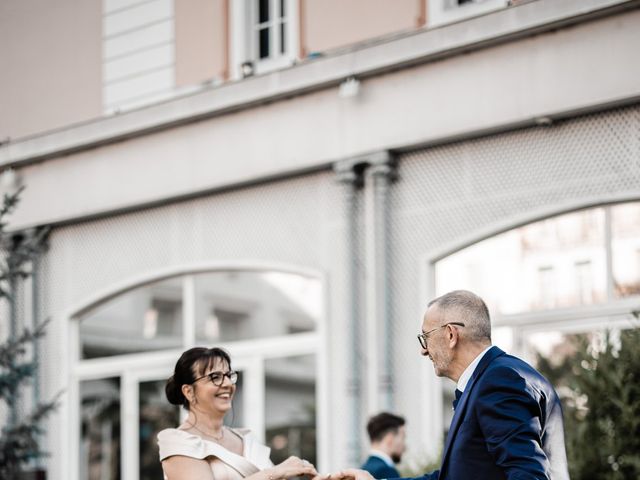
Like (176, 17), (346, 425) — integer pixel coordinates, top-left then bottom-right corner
(537, 327), (640, 480)
(0, 187), (57, 478)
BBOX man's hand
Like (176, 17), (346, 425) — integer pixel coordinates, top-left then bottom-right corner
(327, 468), (375, 480)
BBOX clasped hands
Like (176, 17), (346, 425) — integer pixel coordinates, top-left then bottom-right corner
(317, 469), (374, 480)
(273, 457), (374, 480)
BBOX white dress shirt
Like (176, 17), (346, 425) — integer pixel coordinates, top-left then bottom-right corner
(457, 345), (493, 392)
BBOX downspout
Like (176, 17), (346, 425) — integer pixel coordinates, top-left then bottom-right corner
(365, 152), (395, 411)
(334, 160), (365, 466)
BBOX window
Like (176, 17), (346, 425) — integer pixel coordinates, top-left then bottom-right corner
(72, 268), (324, 480)
(79, 277), (184, 359)
(427, 0), (509, 28)
(432, 202), (640, 442)
(435, 208), (607, 316)
(254, 0), (288, 59)
(231, 0), (298, 78)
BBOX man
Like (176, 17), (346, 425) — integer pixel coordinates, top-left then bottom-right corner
(361, 412), (406, 479)
(336, 290), (569, 480)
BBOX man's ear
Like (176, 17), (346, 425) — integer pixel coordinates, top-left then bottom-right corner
(381, 431), (395, 448)
(447, 324), (459, 348)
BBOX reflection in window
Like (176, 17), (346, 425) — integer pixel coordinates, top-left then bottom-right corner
(435, 208), (607, 315)
(80, 277), (183, 359)
(574, 260), (593, 305)
(139, 380), (180, 480)
(194, 271), (319, 344)
(612, 202), (640, 298)
(80, 378), (121, 480)
(538, 266), (556, 309)
(224, 370), (244, 428)
(265, 355), (316, 466)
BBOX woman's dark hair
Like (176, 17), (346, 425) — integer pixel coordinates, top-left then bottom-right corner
(165, 347), (232, 410)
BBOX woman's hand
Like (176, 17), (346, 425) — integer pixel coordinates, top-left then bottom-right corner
(269, 456), (318, 479)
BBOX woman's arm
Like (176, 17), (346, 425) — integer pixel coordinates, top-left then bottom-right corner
(162, 455), (317, 480)
(162, 456), (215, 480)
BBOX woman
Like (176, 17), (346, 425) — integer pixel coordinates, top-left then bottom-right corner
(159, 347), (318, 480)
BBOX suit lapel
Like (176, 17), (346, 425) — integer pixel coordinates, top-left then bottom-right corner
(439, 346), (505, 474)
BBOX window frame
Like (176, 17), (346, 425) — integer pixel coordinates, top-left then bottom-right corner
(427, 0), (510, 28)
(230, 0), (299, 79)
(419, 200), (640, 457)
(64, 263), (328, 480)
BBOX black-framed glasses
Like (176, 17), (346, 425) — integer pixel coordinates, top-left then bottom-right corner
(417, 322), (465, 349)
(193, 370), (238, 386)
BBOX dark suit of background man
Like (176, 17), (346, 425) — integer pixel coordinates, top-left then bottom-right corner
(336, 290), (569, 480)
(361, 412), (406, 479)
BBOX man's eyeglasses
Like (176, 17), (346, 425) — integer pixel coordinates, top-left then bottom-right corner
(417, 322), (465, 349)
(193, 370), (238, 386)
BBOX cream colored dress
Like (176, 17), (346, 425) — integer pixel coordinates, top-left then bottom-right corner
(158, 427), (273, 480)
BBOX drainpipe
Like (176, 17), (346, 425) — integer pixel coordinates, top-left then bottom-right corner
(364, 152), (395, 412)
(334, 160), (365, 466)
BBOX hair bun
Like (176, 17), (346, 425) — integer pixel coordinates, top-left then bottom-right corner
(165, 375), (185, 406)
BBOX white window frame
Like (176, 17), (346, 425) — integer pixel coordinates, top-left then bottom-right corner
(63, 262), (329, 480)
(230, 0), (299, 79)
(427, 0), (510, 28)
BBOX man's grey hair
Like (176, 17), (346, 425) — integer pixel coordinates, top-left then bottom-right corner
(428, 290), (491, 342)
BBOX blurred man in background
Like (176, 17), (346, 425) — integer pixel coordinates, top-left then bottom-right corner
(361, 412), (406, 479)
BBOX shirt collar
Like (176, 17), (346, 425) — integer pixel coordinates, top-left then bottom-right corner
(369, 449), (395, 467)
(457, 345), (492, 392)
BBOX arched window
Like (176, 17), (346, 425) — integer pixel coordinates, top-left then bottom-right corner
(71, 268), (324, 480)
(432, 201), (640, 434)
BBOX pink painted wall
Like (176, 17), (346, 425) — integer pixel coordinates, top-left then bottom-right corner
(303, 0), (422, 54)
(0, 0), (102, 140)
(175, 0), (228, 87)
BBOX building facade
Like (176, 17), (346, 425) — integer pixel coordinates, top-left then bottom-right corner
(1, 1), (640, 479)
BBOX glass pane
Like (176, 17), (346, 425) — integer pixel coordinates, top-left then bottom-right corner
(194, 271), (320, 344)
(258, 0), (269, 24)
(80, 378), (121, 480)
(139, 380), (180, 480)
(79, 277), (183, 359)
(611, 202), (640, 298)
(259, 28), (270, 58)
(280, 22), (286, 54)
(435, 208), (606, 315)
(265, 355), (316, 466)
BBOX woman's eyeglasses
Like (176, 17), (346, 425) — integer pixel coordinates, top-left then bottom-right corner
(193, 370), (238, 386)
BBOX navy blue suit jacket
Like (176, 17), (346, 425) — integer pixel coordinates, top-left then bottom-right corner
(362, 455), (400, 479)
(406, 346), (569, 480)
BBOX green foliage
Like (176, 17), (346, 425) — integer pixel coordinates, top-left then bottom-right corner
(537, 328), (640, 480)
(0, 187), (57, 478)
